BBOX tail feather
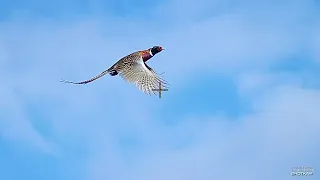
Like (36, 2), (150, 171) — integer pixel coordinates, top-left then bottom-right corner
(61, 70), (110, 85)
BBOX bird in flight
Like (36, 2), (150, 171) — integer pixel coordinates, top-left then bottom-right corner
(61, 46), (168, 95)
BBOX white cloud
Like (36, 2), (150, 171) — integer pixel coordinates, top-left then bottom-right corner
(0, 85), (56, 155)
(235, 71), (305, 97)
(86, 84), (320, 180)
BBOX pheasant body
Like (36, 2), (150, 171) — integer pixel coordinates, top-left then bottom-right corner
(61, 46), (168, 95)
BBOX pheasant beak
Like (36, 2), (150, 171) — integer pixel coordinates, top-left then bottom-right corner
(158, 47), (165, 52)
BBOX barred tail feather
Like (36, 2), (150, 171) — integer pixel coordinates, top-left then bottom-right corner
(60, 70), (110, 85)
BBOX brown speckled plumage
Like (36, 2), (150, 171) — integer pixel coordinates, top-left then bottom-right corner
(61, 46), (168, 95)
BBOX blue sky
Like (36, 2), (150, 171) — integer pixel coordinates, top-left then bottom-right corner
(0, 0), (319, 180)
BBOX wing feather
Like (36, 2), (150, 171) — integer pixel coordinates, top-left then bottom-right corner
(118, 58), (168, 95)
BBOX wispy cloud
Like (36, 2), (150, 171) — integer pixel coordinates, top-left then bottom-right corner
(86, 85), (320, 180)
(0, 84), (56, 155)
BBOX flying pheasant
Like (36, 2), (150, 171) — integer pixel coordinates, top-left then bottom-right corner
(61, 46), (168, 95)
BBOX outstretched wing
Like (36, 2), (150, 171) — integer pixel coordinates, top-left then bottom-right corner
(60, 69), (109, 85)
(118, 58), (168, 95)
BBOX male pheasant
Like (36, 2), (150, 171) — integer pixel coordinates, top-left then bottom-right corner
(61, 46), (168, 95)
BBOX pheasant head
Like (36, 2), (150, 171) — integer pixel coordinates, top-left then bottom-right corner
(150, 46), (164, 56)
(141, 46), (164, 62)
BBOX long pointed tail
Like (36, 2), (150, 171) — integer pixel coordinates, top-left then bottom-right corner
(61, 69), (114, 85)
